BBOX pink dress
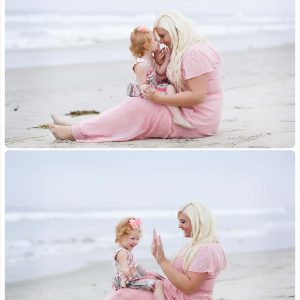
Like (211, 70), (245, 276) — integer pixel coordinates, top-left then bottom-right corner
(72, 42), (223, 142)
(103, 243), (227, 300)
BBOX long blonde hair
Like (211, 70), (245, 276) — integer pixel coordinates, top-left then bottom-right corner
(153, 11), (204, 92)
(177, 202), (218, 272)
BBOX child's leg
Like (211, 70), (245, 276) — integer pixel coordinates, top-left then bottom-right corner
(166, 85), (194, 129)
(166, 84), (176, 95)
(153, 280), (165, 300)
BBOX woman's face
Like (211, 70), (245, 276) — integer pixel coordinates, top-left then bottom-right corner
(178, 212), (192, 237)
(155, 28), (172, 49)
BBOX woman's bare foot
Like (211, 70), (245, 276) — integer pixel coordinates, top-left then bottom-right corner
(48, 124), (75, 141)
(51, 114), (71, 126)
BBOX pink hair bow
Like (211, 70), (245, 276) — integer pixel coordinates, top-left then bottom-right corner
(137, 25), (149, 33)
(129, 218), (142, 229)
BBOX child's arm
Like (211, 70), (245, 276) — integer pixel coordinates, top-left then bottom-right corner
(134, 62), (148, 86)
(136, 264), (147, 276)
(115, 250), (131, 277)
(134, 62), (151, 94)
(156, 49), (171, 76)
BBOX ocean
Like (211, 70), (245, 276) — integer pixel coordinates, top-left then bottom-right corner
(5, 12), (295, 68)
(5, 206), (294, 283)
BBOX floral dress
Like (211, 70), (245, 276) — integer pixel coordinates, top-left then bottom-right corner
(112, 247), (164, 292)
(127, 57), (168, 97)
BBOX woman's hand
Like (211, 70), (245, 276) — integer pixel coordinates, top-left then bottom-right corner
(152, 229), (166, 265)
(151, 228), (158, 258)
(142, 86), (161, 103)
(155, 235), (166, 264)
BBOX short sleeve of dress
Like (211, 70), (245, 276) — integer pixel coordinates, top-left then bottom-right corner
(188, 243), (227, 275)
(181, 43), (222, 80)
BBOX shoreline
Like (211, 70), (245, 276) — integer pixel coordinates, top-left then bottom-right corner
(6, 249), (295, 300)
(5, 43), (295, 148)
(5, 30), (295, 70)
(5, 42), (294, 72)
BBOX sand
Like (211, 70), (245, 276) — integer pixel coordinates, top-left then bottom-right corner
(5, 249), (295, 300)
(5, 43), (295, 148)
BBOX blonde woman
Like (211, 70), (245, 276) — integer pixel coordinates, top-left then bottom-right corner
(103, 202), (226, 300)
(151, 202), (227, 299)
(49, 11), (223, 143)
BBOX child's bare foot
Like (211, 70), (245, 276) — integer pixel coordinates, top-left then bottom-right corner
(51, 114), (71, 126)
(48, 124), (75, 141)
(168, 107), (195, 129)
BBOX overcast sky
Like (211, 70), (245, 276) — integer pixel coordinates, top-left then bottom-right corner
(5, 0), (294, 16)
(5, 150), (295, 211)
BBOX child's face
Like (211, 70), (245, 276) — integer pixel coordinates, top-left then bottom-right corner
(120, 230), (140, 250)
(150, 33), (160, 52)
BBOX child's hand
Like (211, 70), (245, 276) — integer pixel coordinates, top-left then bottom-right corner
(129, 267), (139, 277)
(153, 49), (165, 65)
(120, 267), (132, 277)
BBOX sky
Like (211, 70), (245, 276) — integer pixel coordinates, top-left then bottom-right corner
(5, 0), (295, 16)
(5, 150), (295, 211)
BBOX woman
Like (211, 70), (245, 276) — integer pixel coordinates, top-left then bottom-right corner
(103, 202), (227, 300)
(49, 11), (223, 142)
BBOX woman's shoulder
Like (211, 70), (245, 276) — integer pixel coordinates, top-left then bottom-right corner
(197, 241), (224, 251)
(194, 242), (227, 261)
(182, 41), (223, 67)
(188, 243), (227, 273)
(184, 41), (216, 54)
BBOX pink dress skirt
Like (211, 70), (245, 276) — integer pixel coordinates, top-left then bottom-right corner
(72, 42), (223, 143)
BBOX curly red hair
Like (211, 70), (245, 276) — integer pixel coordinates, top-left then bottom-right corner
(129, 26), (153, 58)
(115, 217), (142, 243)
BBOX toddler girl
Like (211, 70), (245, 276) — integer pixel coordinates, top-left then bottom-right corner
(112, 217), (165, 299)
(128, 25), (194, 129)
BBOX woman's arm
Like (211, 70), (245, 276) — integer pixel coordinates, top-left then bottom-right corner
(159, 258), (208, 294)
(152, 232), (208, 294)
(143, 74), (208, 107)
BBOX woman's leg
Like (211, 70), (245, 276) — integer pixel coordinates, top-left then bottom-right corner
(48, 124), (75, 140)
(71, 98), (173, 143)
(51, 114), (71, 126)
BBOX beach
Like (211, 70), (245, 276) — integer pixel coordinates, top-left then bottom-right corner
(5, 249), (295, 300)
(5, 41), (295, 148)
